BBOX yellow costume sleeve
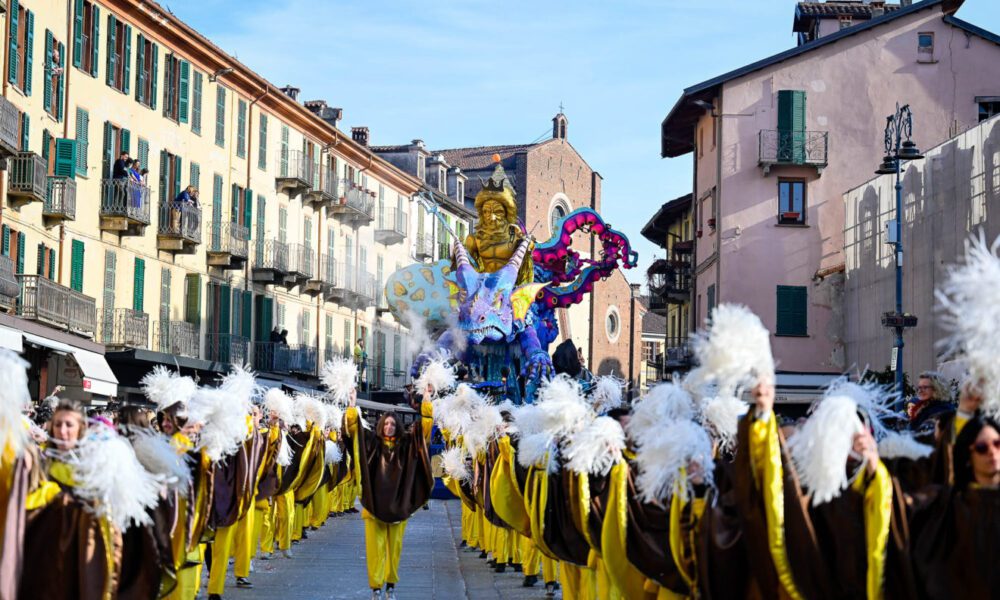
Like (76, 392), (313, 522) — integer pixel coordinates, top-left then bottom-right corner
(421, 400), (434, 444)
(850, 460), (892, 600)
(749, 414), (804, 600)
(599, 461), (653, 600)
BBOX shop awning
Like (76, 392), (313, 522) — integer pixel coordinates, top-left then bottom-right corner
(0, 325), (23, 353)
(23, 333), (119, 397)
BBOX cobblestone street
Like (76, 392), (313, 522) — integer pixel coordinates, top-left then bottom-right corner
(217, 500), (561, 600)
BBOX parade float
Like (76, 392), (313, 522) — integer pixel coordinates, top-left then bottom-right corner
(385, 157), (637, 403)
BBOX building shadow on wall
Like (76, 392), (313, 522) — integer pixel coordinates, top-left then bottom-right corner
(597, 358), (622, 378)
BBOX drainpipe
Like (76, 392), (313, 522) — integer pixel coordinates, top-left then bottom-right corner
(588, 172), (598, 372)
(246, 86), (268, 299)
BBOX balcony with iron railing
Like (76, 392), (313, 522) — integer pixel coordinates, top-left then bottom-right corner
(97, 308), (150, 350)
(353, 271), (377, 310)
(366, 364), (407, 392)
(43, 176), (76, 223)
(330, 180), (375, 224)
(207, 222), (249, 269)
(100, 178), (151, 235)
(0, 255), (18, 313)
(663, 337), (693, 369)
(152, 320), (199, 358)
(253, 342), (317, 375)
(305, 254), (336, 296)
(375, 207), (407, 246)
(0, 96), (20, 157)
(303, 167), (337, 208)
(17, 274), (97, 337)
(157, 200), (201, 253)
(275, 149), (314, 197)
(758, 129), (828, 175)
(8, 152), (47, 204)
(647, 254), (693, 313)
(252, 239), (290, 284)
(285, 242), (314, 284)
(204, 332), (248, 365)
(414, 233), (434, 261)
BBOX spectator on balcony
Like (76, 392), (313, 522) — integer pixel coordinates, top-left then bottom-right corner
(129, 160), (145, 210)
(172, 186), (195, 232)
(112, 151), (131, 180)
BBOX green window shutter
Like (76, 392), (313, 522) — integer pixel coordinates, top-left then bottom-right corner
(75, 108), (88, 176)
(135, 33), (145, 102)
(190, 162), (200, 189)
(244, 189), (253, 238)
(49, 249), (56, 280)
(236, 99), (246, 157)
(184, 273), (201, 326)
(43, 30), (54, 110)
(53, 139), (77, 178)
(90, 6), (99, 78)
(19, 113), (28, 152)
(258, 114), (267, 169)
(122, 25), (131, 95)
(56, 41), (66, 120)
(72, 0), (84, 68)
(101, 121), (113, 178)
(16, 234), (25, 275)
(777, 90), (807, 164)
(23, 11), (33, 96)
(191, 71), (202, 134)
(254, 295), (273, 343)
(102, 251), (116, 313)
(1, 226), (9, 256)
(41, 130), (51, 167)
(137, 138), (149, 171)
(215, 87), (225, 146)
(7, 0), (18, 85)
(256, 195), (265, 257)
(280, 125), (288, 176)
(105, 14), (116, 87)
(242, 290), (252, 339)
(120, 128), (130, 154)
(158, 149), (168, 204)
(36, 243), (44, 276)
(230, 183), (239, 223)
(212, 174), (223, 225)
(149, 44), (158, 109)
(173, 156), (182, 199)
(133, 258), (145, 312)
(776, 285), (808, 337)
(219, 284), (231, 335)
(178, 60), (190, 123)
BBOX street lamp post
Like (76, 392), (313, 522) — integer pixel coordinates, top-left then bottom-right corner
(875, 103), (923, 398)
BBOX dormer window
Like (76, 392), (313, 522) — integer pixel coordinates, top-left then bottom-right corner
(918, 32), (935, 63)
(417, 156), (425, 181)
(456, 180), (464, 202)
(438, 167), (446, 193)
(838, 16), (853, 30)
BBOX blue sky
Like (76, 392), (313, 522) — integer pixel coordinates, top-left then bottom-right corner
(165, 0), (998, 284)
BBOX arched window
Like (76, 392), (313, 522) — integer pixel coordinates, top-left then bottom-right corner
(550, 204), (566, 234)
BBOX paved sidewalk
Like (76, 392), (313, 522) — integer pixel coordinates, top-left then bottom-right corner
(215, 499), (559, 599)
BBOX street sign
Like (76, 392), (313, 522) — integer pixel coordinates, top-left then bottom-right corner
(891, 347), (898, 371)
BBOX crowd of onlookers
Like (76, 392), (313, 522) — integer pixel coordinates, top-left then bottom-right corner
(109, 150), (200, 233)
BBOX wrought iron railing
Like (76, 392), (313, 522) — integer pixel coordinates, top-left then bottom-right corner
(758, 129), (828, 168)
(315, 255), (338, 287)
(205, 332), (248, 365)
(254, 239), (289, 273)
(98, 308), (149, 349)
(321, 168), (338, 199)
(44, 176), (77, 220)
(17, 274), (97, 336)
(208, 222), (249, 259)
(337, 180), (375, 218)
(253, 342), (317, 374)
(286, 243), (314, 279)
(8, 153), (46, 200)
(158, 200), (202, 243)
(0, 97), (20, 156)
(375, 207), (407, 245)
(100, 178), (152, 224)
(354, 271), (377, 307)
(367, 365), (407, 392)
(278, 149), (314, 184)
(414, 233), (435, 260)
(153, 320), (199, 358)
(664, 337), (693, 367)
(0, 255), (18, 312)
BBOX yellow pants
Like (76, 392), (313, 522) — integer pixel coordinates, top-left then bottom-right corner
(292, 503), (305, 541)
(276, 492), (295, 551)
(562, 563), (598, 600)
(165, 542), (202, 600)
(363, 510), (408, 589)
(255, 500), (273, 556)
(208, 523), (237, 595)
(233, 508), (255, 578)
(310, 486), (329, 527)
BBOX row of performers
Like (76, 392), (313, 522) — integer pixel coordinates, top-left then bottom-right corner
(416, 303), (999, 600)
(0, 358), (386, 600)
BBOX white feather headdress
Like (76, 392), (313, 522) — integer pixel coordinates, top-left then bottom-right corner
(697, 395), (749, 451)
(295, 393), (326, 428)
(633, 419), (715, 503)
(591, 375), (625, 415)
(688, 303), (774, 395)
(627, 382), (696, 450)
(320, 356), (358, 405)
(513, 375), (593, 471)
(220, 364), (258, 404)
(441, 446), (471, 482)
(786, 394), (863, 506)
(564, 416), (625, 476)
(462, 402), (504, 457)
(186, 386), (251, 462)
(323, 403), (344, 433)
(935, 232), (1000, 417)
(140, 365), (197, 413)
(878, 430), (933, 460)
(128, 428), (192, 493)
(432, 384), (485, 440)
(0, 349), (30, 456)
(414, 354), (457, 399)
(67, 425), (162, 529)
(264, 388), (295, 425)
(324, 440), (343, 465)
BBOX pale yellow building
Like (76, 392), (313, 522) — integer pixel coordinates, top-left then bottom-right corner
(1, 0), (427, 402)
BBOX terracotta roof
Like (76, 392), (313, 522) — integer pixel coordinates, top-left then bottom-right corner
(797, 2), (901, 18)
(433, 144), (538, 171)
(369, 144), (411, 152)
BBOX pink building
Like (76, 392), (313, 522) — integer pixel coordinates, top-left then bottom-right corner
(659, 0), (1000, 376)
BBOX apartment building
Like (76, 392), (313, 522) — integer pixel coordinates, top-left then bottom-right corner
(2, 0), (423, 403)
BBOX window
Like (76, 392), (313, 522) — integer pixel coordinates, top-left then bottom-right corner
(1, 226), (25, 276)
(22, 115), (31, 154)
(707, 284), (716, 314)
(163, 53), (190, 122)
(258, 114), (268, 169)
(159, 268), (171, 322)
(278, 206), (288, 243)
(101, 121), (130, 178)
(778, 179), (806, 225)
(105, 15), (130, 93)
(75, 108), (89, 176)
(8, 3), (34, 94)
(215, 87), (226, 147)
(456, 180), (464, 202)
(135, 34), (157, 108)
(137, 137), (149, 172)
(36, 243), (56, 279)
(190, 162), (200, 191)
(776, 285), (808, 337)
(605, 307), (621, 343)
(70, 239), (85, 291)
(325, 314), (334, 357)
(642, 341), (658, 363)
(159, 150), (182, 206)
(979, 100), (1000, 123)
(44, 31), (66, 120)
(133, 257), (145, 312)
(438, 167), (446, 193)
(550, 202), (567, 234)
(191, 71), (203, 134)
(232, 184), (252, 230)
(838, 16), (853, 29)
(280, 125), (289, 175)
(73, 0), (100, 77)
(236, 99), (247, 157)
(918, 32), (934, 62)
(184, 273), (200, 325)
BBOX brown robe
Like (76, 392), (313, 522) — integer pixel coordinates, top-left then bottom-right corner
(622, 462), (688, 595)
(1, 449), (33, 600)
(538, 466), (590, 567)
(117, 498), (175, 600)
(349, 417), (433, 524)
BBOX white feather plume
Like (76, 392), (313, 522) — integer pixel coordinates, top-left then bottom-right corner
(67, 426), (162, 529)
(276, 432), (293, 467)
(186, 386), (251, 462)
(128, 428), (192, 493)
(627, 383), (696, 449)
(633, 419), (715, 503)
(414, 354), (457, 398)
(688, 303), (775, 395)
(0, 349), (30, 456)
(824, 377), (897, 442)
(432, 384), (484, 440)
(786, 394), (863, 506)
(220, 364), (258, 404)
(878, 430), (933, 460)
(264, 388), (295, 425)
(324, 440), (343, 465)
(324, 403), (344, 433)
(564, 416), (625, 476)
(296, 394), (326, 428)
(697, 395), (748, 451)
(441, 446), (471, 482)
(512, 377), (593, 472)
(320, 356), (358, 405)
(516, 432), (559, 473)
(141, 365), (197, 413)
(591, 375), (625, 414)
(462, 402), (504, 457)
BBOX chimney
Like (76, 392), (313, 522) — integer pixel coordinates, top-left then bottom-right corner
(304, 100), (343, 128)
(871, 1), (885, 17)
(352, 127), (370, 147)
(280, 85), (300, 101)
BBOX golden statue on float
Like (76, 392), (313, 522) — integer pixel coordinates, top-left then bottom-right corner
(464, 155), (534, 285)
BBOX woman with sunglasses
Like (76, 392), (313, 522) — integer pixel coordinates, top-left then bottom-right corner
(910, 415), (1000, 599)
